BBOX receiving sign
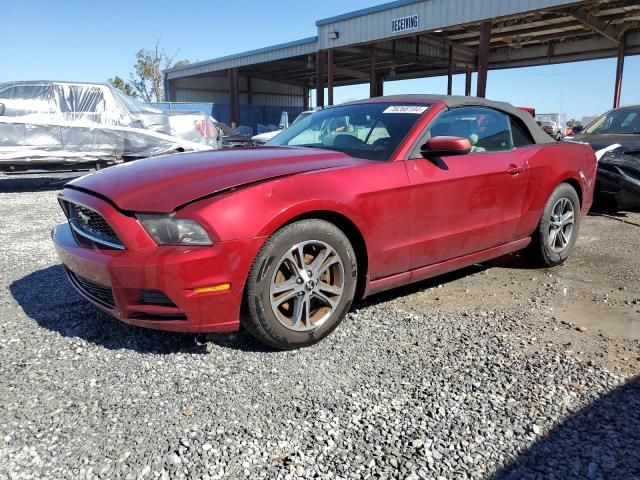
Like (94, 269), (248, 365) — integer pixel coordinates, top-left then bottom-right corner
(391, 14), (419, 33)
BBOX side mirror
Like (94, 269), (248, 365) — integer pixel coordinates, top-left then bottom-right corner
(421, 136), (472, 158)
(0, 103), (5, 116)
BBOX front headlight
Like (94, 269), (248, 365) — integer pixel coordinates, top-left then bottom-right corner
(136, 214), (212, 246)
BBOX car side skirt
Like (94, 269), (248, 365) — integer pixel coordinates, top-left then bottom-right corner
(363, 237), (531, 298)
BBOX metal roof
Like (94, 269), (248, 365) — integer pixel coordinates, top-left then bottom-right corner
(165, 0), (640, 89)
(164, 37), (318, 80)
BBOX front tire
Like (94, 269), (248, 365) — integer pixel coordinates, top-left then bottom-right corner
(244, 220), (357, 349)
(526, 183), (581, 267)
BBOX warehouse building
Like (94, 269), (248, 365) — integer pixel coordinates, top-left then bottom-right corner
(163, 0), (640, 130)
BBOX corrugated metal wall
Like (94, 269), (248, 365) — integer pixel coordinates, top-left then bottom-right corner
(317, 0), (580, 49)
(170, 76), (304, 107)
(167, 75), (305, 134)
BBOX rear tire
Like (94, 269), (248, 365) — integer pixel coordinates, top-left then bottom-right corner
(244, 220), (357, 349)
(526, 183), (581, 267)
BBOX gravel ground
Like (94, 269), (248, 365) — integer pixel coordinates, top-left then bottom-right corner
(1, 175), (639, 480)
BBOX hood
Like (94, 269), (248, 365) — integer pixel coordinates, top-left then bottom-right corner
(569, 133), (640, 152)
(66, 146), (368, 212)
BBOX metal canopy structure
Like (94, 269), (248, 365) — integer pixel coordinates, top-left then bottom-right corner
(164, 0), (640, 128)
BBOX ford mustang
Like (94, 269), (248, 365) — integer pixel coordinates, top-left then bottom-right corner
(52, 95), (597, 349)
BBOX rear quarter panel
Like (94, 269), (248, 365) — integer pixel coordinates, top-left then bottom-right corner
(516, 141), (596, 238)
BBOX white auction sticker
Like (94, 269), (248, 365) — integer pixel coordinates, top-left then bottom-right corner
(383, 106), (429, 114)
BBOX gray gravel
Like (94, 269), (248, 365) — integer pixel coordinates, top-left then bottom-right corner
(1, 175), (639, 480)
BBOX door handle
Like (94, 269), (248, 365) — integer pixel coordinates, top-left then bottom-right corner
(506, 164), (525, 175)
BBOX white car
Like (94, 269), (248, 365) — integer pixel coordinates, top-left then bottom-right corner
(252, 110), (316, 146)
(0, 81), (219, 171)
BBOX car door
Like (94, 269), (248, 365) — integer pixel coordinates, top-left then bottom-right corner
(405, 106), (531, 270)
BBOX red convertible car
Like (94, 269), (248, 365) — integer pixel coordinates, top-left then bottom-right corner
(52, 95), (596, 349)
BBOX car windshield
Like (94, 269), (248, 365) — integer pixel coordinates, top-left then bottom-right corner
(267, 102), (431, 160)
(584, 107), (640, 135)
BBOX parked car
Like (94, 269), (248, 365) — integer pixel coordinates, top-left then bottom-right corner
(567, 105), (640, 210)
(252, 110), (316, 145)
(535, 113), (566, 141)
(540, 121), (557, 137)
(0, 81), (218, 171)
(52, 95), (596, 349)
(214, 122), (253, 148)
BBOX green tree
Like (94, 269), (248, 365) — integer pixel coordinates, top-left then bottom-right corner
(130, 40), (189, 102)
(107, 75), (137, 98)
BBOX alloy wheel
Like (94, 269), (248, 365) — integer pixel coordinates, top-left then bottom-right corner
(269, 240), (345, 331)
(548, 197), (575, 253)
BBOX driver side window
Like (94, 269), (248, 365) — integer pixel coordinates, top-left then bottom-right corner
(423, 106), (513, 154)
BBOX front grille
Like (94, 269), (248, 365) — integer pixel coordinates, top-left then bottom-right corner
(61, 200), (124, 249)
(66, 269), (115, 309)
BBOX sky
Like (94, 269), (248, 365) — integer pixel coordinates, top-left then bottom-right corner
(2, 0), (638, 121)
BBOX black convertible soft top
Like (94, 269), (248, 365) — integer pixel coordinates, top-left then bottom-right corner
(350, 94), (554, 145)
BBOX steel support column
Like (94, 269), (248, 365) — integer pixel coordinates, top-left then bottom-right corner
(327, 49), (334, 106)
(370, 47), (377, 98)
(303, 86), (310, 110)
(465, 67), (472, 96)
(447, 46), (454, 95)
(228, 68), (240, 128)
(476, 21), (491, 98)
(316, 51), (325, 108)
(614, 33), (626, 108)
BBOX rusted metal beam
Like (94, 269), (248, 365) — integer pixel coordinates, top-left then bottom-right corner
(476, 21), (491, 98)
(465, 67), (472, 96)
(570, 8), (620, 44)
(228, 67), (240, 128)
(316, 50), (325, 107)
(447, 45), (454, 95)
(303, 86), (309, 110)
(370, 47), (377, 98)
(327, 49), (334, 106)
(614, 32), (626, 108)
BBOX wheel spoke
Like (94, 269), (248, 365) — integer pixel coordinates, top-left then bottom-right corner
(549, 227), (560, 249)
(291, 297), (311, 330)
(272, 289), (299, 308)
(271, 279), (297, 295)
(296, 244), (307, 271)
(562, 210), (574, 225)
(318, 256), (340, 277)
(309, 246), (331, 275)
(317, 281), (342, 295)
(559, 229), (569, 247)
(313, 290), (338, 308)
(282, 250), (302, 274)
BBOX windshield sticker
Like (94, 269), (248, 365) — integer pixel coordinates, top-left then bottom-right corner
(383, 106), (429, 114)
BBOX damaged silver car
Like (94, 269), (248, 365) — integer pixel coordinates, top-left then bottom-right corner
(0, 81), (220, 172)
